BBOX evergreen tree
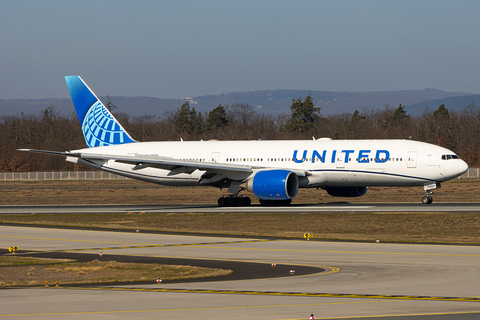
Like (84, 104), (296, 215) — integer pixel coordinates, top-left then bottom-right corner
(207, 105), (229, 130)
(433, 104), (449, 119)
(174, 102), (191, 134)
(286, 95), (321, 133)
(388, 104), (409, 125)
(346, 109), (365, 138)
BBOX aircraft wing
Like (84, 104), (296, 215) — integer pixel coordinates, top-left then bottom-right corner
(18, 149), (253, 179)
(18, 149), (307, 180)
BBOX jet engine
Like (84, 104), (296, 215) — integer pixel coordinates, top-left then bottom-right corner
(246, 170), (298, 201)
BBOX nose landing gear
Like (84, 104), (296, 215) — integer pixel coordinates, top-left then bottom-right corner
(422, 192), (433, 204)
(422, 183), (440, 204)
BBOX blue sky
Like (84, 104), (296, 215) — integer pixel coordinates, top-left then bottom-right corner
(1, 0), (479, 99)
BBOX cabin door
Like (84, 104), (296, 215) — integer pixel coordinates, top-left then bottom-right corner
(336, 152), (345, 168)
(407, 151), (417, 168)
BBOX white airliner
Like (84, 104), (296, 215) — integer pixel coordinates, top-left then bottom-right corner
(20, 76), (468, 206)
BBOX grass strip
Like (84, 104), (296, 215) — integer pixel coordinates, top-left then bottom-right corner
(0, 257), (231, 287)
(2, 179), (480, 205)
(1, 212), (479, 244)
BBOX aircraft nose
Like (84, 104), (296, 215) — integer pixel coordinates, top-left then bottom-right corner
(458, 160), (468, 175)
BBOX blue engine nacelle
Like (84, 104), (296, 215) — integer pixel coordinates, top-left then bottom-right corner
(324, 186), (368, 197)
(246, 170), (299, 200)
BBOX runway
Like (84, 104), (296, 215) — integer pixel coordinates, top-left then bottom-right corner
(1, 225), (480, 319)
(2, 202), (480, 214)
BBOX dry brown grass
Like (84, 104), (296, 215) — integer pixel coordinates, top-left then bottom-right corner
(0, 258), (231, 287)
(0, 256), (74, 266)
(1, 179), (480, 205)
(1, 180), (480, 244)
(1, 211), (479, 244)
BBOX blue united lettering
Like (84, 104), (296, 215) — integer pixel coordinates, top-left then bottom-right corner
(292, 149), (391, 164)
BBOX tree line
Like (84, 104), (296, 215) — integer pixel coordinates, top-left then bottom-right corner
(1, 96), (479, 171)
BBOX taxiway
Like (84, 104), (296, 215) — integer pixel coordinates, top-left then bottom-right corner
(1, 224), (480, 319)
(1, 202), (480, 214)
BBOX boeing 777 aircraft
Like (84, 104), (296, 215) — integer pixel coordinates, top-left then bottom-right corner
(19, 76), (469, 206)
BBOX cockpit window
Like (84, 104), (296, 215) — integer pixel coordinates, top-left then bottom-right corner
(441, 154), (459, 160)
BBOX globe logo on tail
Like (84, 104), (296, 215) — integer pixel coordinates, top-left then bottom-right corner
(82, 101), (135, 147)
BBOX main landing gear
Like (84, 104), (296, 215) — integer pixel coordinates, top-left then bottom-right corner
(259, 199), (292, 206)
(217, 180), (251, 207)
(218, 196), (251, 207)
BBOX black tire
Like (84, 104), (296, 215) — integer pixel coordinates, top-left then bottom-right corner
(218, 197), (227, 207)
(236, 197), (251, 206)
(259, 199), (292, 206)
(226, 197), (235, 207)
(422, 196), (433, 204)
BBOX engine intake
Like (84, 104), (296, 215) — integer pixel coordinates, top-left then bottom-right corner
(246, 170), (298, 200)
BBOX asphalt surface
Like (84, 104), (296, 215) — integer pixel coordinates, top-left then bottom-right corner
(1, 224), (480, 319)
(0, 203), (480, 320)
(2, 202), (480, 214)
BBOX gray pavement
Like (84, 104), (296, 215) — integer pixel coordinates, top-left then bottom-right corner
(1, 225), (480, 319)
(2, 202), (480, 214)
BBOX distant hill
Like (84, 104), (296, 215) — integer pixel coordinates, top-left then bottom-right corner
(404, 94), (480, 116)
(0, 89), (475, 117)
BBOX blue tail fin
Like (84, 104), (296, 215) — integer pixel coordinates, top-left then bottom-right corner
(65, 76), (136, 148)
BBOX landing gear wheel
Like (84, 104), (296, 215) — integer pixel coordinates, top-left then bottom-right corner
(422, 195), (433, 204)
(259, 199), (292, 206)
(217, 196), (252, 207)
(218, 197), (227, 207)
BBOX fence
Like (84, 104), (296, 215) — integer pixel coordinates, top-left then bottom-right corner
(1, 168), (479, 181)
(0, 171), (128, 181)
(460, 168), (480, 179)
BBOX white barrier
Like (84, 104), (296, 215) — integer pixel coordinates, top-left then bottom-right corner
(0, 171), (128, 181)
(0, 169), (478, 181)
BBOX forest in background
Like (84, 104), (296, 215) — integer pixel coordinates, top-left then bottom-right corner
(1, 97), (479, 172)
